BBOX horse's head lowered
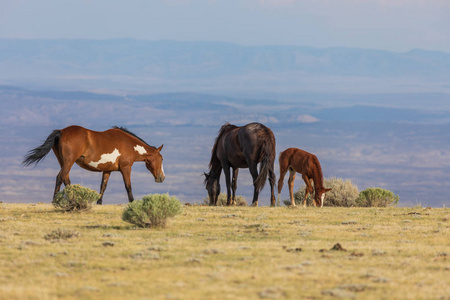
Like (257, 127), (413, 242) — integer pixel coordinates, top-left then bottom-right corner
(315, 188), (332, 208)
(145, 145), (165, 183)
(204, 172), (220, 206)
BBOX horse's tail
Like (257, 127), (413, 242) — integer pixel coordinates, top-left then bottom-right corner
(22, 129), (61, 167)
(254, 128), (276, 192)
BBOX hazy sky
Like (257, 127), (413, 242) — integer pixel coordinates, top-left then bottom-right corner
(1, 0), (449, 53)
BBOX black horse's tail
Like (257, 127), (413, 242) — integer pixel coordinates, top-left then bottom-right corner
(254, 128), (276, 192)
(22, 130), (61, 167)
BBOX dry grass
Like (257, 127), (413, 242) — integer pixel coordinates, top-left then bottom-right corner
(0, 203), (449, 299)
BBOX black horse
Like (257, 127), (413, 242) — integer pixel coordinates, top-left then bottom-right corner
(204, 122), (276, 206)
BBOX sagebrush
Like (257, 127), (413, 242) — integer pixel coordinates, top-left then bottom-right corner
(324, 177), (360, 207)
(52, 184), (99, 212)
(122, 193), (183, 228)
(357, 187), (399, 207)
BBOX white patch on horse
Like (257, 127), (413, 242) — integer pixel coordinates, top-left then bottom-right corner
(134, 145), (147, 155)
(321, 193), (325, 208)
(88, 149), (121, 168)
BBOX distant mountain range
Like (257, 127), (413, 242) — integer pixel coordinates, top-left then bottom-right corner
(1, 40), (449, 207)
(1, 39), (450, 93)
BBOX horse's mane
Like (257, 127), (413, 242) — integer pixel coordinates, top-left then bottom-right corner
(208, 123), (237, 168)
(312, 155), (324, 189)
(112, 126), (156, 149)
(204, 123), (239, 187)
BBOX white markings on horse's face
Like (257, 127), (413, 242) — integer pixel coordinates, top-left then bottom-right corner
(145, 151), (165, 183)
(161, 163), (165, 178)
(88, 149), (121, 168)
(134, 145), (147, 155)
(320, 193), (325, 208)
(155, 159), (165, 183)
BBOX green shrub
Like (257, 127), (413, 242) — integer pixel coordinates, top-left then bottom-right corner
(284, 177), (359, 207)
(202, 193), (248, 206)
(52, 184), (99, 212)
(357, 187), (399, 207)
(122, 194), (183, 228)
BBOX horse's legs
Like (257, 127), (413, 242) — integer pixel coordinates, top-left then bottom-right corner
(269, 168), (276, 207)
(52, 143), (78, 200)
(277, 169), (288, 207)
(223, 165), (232, 206)
(53, 171), (63, 199)
(302, 174), (314, 207)
(97, 171), (111, 205)
(288, 169), (296, 206)
(231, 168), (239, 206)
(120, 167), (134, 202)
(53, 163), (73, 199)
(52, 146), (65, 199)
(249, 163), (260, 206)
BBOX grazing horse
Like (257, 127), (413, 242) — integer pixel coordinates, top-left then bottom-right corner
(277, 148), (331, 207)
(22, 125), (165, 204)
(204, 122), (276, 206)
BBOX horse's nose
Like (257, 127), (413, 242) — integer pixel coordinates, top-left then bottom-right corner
(155, 174), (165, 183)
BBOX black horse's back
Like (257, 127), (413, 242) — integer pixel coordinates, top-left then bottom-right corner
(22, 129), (61, 167)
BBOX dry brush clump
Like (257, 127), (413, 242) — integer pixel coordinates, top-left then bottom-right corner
(44, 228), (80, 240)
(121, 193), (183, 228)
(52, 184), (99, 212)
(285, 177), (399, 207)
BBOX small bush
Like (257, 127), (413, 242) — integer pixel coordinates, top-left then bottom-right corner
(122, 194), (183, 228)
(357, 187), (399, 207)
(325, 177), (359, 207)
(202, 193), (248, 206)
(52, 184), (99, 212)
(44, 228), (80, 240)
(284, 177), (359, 207)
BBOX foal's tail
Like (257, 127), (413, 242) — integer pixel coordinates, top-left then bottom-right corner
(22, 130), (61, 167)
(254, 130), (276, 192)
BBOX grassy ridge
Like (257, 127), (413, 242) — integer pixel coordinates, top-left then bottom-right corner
(0, 204), (449, 299)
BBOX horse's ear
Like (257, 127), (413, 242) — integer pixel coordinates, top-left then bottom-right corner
(157, 144), (164, 152)
(325, 188), (332, 193)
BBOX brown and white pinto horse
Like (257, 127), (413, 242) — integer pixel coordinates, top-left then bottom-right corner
(277, 148), (331, 207)
(23, 125), (165, 204)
